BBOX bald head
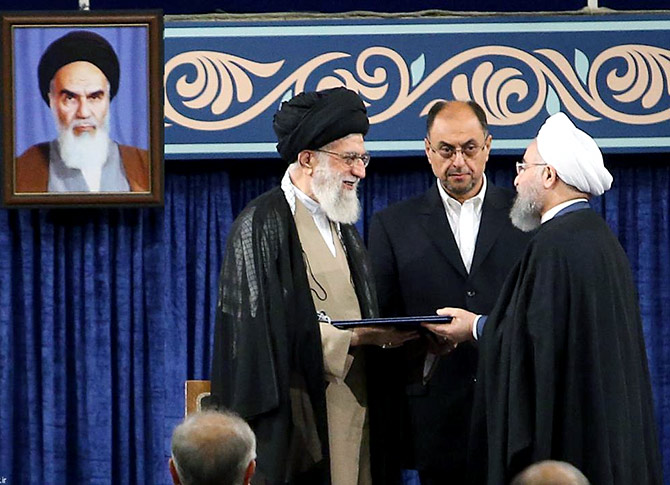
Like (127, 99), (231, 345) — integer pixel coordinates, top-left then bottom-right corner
(426, 100), (489, 137)
(511, 460), (590, 485)
(170, 410), (256, 485)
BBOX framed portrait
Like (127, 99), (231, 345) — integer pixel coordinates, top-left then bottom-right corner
(1, 11), (163, 207)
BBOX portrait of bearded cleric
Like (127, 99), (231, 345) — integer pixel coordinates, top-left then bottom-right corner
(2, 14), (163, 206)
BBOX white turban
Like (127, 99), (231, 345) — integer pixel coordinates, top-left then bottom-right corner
(536, 112), (613, 196)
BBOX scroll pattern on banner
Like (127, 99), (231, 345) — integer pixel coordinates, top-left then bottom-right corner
(164, 44), (670, 131)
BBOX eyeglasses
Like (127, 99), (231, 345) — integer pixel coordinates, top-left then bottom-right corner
(515, 161), (548, 175)
(314, 149), (371, 168)
(425, 138), (486, 161)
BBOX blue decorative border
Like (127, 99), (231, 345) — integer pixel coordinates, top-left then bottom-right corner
(164, 14), (670, 159)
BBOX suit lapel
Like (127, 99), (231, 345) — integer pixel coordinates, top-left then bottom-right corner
(469, 185), (508, 277)
(419, 184), (468, 277)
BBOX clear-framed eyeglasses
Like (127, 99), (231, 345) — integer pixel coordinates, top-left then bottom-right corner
(314, 149), (371, 168)
(515, 161), (548, 175)
(425, 138), (486, 160)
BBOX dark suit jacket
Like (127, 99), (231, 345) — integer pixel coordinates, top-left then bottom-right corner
(368, 182), (530, 476)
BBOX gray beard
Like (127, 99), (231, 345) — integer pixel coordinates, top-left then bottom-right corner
(54, 113), (111, 171)
(311, 160), (361, 224)
(510, 179), (543, 232)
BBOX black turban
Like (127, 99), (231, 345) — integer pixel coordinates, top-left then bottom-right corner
(38, 30), (120, 105)
(273, 87), (369, 163)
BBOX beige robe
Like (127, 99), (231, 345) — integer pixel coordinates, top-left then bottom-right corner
(294, 199), (371, 485)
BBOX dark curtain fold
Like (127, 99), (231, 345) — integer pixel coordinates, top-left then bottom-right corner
(0, 155), (668, 484)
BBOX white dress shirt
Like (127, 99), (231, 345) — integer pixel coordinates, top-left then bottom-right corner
(437, 174), (487, 273)
(425, 176), (487, 378)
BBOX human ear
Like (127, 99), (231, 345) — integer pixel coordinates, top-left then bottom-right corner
(542, 166), (557, 188)
(244, 459), (257, 485)
(168, 458), (181, 485)
(297, 150), (313, 172)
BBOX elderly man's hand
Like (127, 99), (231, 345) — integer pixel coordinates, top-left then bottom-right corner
(421, 307), (477, 345)
(351, 326), (420, 349)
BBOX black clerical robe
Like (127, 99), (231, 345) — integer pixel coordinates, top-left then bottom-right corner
(471, 207), (663, 485)
(209, 187), (380, 484)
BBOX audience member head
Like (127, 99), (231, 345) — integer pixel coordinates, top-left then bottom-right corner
(169, 410), (256, 485)
(511, 460), (590, 485)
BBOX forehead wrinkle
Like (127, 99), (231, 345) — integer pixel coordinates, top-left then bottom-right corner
(430, 108), (487, 146)
(58, 87), (106, 97)
(52, 62), (108, 93)
(430, 125), (486, 147)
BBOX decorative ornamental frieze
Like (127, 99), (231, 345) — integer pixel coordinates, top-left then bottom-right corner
(164, 16), (670, 159)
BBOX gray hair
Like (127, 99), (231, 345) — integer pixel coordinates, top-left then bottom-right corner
(511, 460), (590, 485)
(289, 132), (362, 169)
(171, 410), (256, 485)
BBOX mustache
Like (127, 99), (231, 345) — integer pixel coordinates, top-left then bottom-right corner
(70, 118), (98, 129)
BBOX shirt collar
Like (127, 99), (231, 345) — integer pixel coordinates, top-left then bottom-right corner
(294, 187), (325, 217)
(280, 167), (328, 219)
(281, 168), (298, 214)
(541, 198), (589, 224)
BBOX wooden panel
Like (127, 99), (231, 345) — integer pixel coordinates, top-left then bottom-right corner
(184, 380), (211, 416)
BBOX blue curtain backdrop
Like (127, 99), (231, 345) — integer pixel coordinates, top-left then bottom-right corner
(0, 155), (668, 484)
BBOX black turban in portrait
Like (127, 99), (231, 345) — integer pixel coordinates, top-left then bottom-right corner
(273, 87), (369, 163)
(38, 30), (120, 105)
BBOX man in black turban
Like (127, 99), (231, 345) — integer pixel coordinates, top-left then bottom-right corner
(15, 30), (149, 194)
(208, 87), (417, 485)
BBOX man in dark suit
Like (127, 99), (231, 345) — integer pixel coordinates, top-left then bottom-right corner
(368, 100), (530, 484)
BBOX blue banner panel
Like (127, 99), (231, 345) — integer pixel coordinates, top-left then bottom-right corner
(164, 14), (670, 159)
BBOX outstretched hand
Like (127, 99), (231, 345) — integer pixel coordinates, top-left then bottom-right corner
(421, 307), (477, 345)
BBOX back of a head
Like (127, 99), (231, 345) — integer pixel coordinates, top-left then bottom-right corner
(511, 460), (590, 485)
(171, 410), (256, 485)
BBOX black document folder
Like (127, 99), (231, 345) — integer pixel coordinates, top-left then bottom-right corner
(327, 314), (453, 329)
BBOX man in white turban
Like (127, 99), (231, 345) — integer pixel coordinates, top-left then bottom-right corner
(422, 112), (663, 485)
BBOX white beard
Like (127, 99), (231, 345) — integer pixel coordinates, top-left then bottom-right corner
(311, 158), (361, 224)
(54, 111), (111, 172)
(510, 172), (544, 232)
